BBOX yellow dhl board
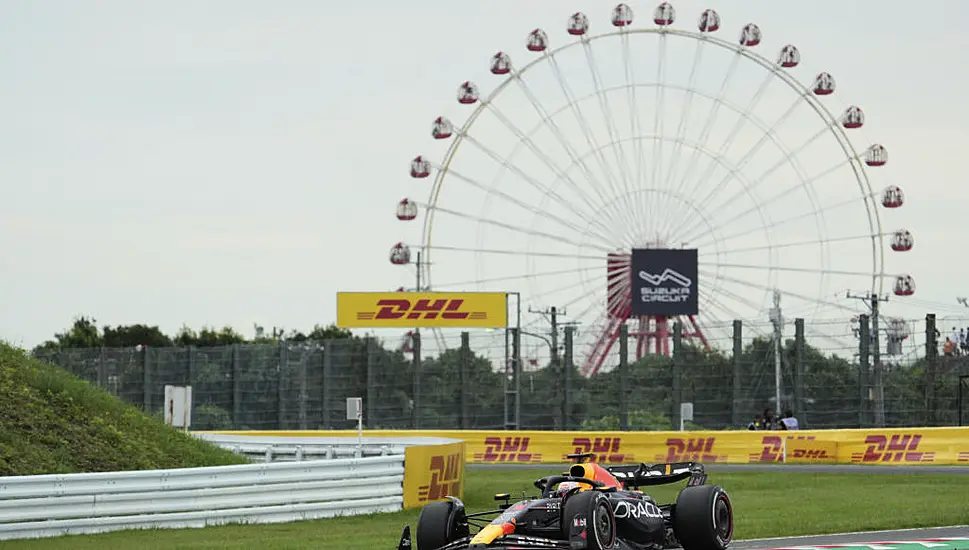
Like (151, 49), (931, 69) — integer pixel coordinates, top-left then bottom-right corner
(218, 427), (969, 466)
(336, 292), (508, 328)
(402, 440), (466, 509)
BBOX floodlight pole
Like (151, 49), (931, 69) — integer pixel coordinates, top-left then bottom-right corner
(769, 290), (783, 413)
(960, 375), (969, 427)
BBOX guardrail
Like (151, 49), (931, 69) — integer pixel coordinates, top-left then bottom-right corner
(0, 455), (404, 540)
(195, 433), (459, 462)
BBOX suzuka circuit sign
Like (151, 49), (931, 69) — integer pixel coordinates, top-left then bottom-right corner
(630, 248), (698, 316)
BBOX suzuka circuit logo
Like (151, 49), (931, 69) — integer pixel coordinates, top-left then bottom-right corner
(638, 269), (693, 305)
(356, 298), (488, 322)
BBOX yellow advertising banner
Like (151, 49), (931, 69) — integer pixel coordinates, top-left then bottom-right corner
(336, 292), (508, 328)
(206, 426), (969, 466)
(402, 440), (466, 509)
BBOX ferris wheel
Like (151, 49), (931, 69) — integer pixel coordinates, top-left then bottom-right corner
(390, 3), (915, 376)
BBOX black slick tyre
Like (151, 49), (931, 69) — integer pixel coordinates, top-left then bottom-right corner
(672, 485), (734, 550)
(416, 500), (468, 550)
(562, 491), (617, 550)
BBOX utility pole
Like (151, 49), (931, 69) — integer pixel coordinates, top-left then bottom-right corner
(847, 290), (889, 428)
(529, 306), (567, 365)
(768, 290), (784, 414)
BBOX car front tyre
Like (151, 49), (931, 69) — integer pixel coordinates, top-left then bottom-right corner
(416, 500), (469, 550)
(672, 485), (733, 550)
(563, 491), (617, 550)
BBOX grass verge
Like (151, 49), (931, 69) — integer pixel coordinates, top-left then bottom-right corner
(0, 342), (247, 476)
(4, 468), (968, 549)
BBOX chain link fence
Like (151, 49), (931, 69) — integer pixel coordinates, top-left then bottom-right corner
(32, 314), (969, 432)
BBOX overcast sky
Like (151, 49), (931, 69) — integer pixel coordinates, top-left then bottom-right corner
(1, 1), (967, 357)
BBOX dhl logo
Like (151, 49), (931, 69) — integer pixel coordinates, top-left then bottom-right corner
(656, 437), (724, 463)
(958, 452), (969, 463)
(356, 298), (488, 321)
(417, 452), (463, 503)
(564, 437), (633, 464)
(850, 434), (935, 463)
(473, 437), (542, 463)
(749, 435), (833, 463)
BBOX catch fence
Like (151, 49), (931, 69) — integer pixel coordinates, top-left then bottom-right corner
(32, 314), (969, 432)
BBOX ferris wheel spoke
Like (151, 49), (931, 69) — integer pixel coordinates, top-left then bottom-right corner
(431, 162), (615, 247)
(677, 120), (842, 247)
(418, 244), (604, 261)
(700, 261), (888, 279)
(696, 268), (859, 316)
(693, 192), (878, 251)
(697, 287), (751, 331)
(542, 55), (625, 197)
(621, 32), (649, 240)
(420, 200), (613, 254)
(697, 233), (879, 257)
(434, 264), (602, 290)
(681, 98), (805, 241)
(482, 102), (616, 225)
(579, 40), (648, 242)
(656, 39), (705, 235)
(656, 52), (742, 240)
(512, 79), (633, 234)
(457, 131), (621, 240)
(683, 158), (860, 246)
(646, 33), (668, 238)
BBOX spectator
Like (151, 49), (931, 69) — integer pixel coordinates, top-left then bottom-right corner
(762, 408), (776, 430)
(747, 414), (764, 430)
(944, 338), (954, 357)
(779, 410), (799, 430)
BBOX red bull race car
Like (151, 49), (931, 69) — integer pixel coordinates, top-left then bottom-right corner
(394, 453), (733, 550)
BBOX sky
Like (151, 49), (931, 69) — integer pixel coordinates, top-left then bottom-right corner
(1, 1), (968, 363)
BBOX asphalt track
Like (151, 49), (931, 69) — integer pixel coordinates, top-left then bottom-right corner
(733, 526), (969, 549)
(469, 463), (969, 474)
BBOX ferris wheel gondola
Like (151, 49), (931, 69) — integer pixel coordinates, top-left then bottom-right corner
(391, 4), (913, 373)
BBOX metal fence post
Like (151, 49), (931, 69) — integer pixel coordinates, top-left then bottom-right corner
(619, 324), (629, 431)
(858, 314), (871, 428)
(142, 346), (151, 413)
(925, 313), (938, 426)
(460, 332), (470, 430)
(563, 326), (574, 431)
(322, 341), (332, 429)
(730, 320), (743, 427)
(412, 332), (422, 429)
(366, 337), (377, 428)
(277, 342), (288, 430)
(231, 344), (242, 428)
(794, 318), (806, 428)
(672, 321), (683, 430)
(97, 347), (107, 388)
(298, 348), (308, 430)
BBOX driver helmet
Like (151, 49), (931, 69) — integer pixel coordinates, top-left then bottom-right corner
(555, 481), (583, 497)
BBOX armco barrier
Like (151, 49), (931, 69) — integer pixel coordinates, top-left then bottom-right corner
(207, 426), (969, 466)
(0, 455), (404, 540)
(197, 433), (467, 510)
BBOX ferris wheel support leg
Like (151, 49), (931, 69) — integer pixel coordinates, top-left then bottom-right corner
(687, 315), (711, 352)
(656, 317), (671, 357)
(584, 316), (625, 377)
(634, 316), (647, 361)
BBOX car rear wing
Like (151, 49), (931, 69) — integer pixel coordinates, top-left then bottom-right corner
(606, 461), (707, 489)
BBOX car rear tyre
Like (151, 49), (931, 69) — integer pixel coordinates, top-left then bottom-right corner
(672, 485), (734, 550)
(416, 499), (469, 550)
(562, 491), (617, 550)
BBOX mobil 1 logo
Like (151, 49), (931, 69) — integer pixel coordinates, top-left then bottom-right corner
(630, 248), (698, 316)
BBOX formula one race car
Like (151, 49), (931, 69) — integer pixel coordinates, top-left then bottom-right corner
(394, 453), (733, 550)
